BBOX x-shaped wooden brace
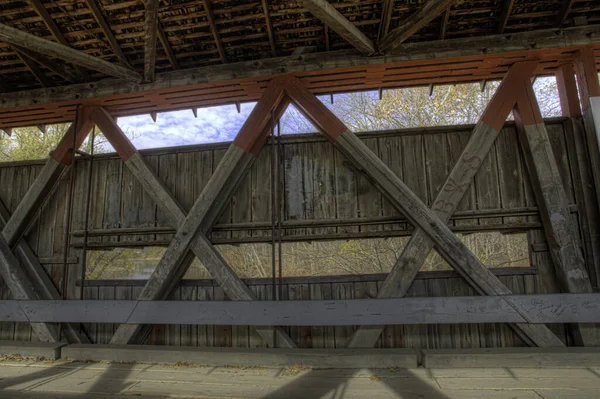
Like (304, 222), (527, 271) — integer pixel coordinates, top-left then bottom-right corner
(108, 73), (564, 347)
(87, 103), (296, 347)
(348, 60), (596, 348)
(0, 114), (94, 343)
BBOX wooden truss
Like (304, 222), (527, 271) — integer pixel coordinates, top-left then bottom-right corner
(0, 66), (596, 347)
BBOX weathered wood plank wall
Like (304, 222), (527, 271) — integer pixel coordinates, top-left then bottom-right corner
(0, 119), (594, 347)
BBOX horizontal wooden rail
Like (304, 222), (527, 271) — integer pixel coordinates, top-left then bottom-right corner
(78, 267), (538, 287)
(1, 294), (598, 325)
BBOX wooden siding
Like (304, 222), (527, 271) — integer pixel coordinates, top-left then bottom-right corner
(0, 119), (594, 347)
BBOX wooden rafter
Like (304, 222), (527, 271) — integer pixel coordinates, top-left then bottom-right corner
(261, 0), (277, 57)
(28, 0), (90, 80)
(13, 47), (52, 87)
(203, 0), (227, 63)
(28, 0), (69, 46)
(14, 45), (82, 83)
(439, 6), (450, 40)
(0, 22), (141, 82)
(380, 0), (454, 53)
(3, 25), (596, 119)
(84, 0), (131, 68)
(378, 0), (394, 42)
(557, 0), (577, 26)
(143, 0), (159, 82)
(157, 23), (179, 70)
(497, 0), (516, 34)
(302, 0), (375, 54)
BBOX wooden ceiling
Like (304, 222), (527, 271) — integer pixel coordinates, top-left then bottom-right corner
(1, 0), (599, 92)
(0, 1), (599, 129)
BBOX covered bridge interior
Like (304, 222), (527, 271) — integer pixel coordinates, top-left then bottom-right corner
(1, 0), (600, 366)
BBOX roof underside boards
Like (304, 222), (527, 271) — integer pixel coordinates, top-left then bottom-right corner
(0, 0), (598, 92)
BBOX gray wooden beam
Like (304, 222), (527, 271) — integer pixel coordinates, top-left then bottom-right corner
(83, 0), (131, 68)
(0, 23), (141, 82)
(2, 25), (599, 110)
(203, 0), (227, 63)
(514, 81), (599, 346)
(283, 75), (564, 348)
(0, 199), (89, 343)
(1, 114), (94, 247)
(346, 61), (541, 349)
(143, 0), (159, 82)
(302, 0), (375, 54)
(3, 293), (600, 325)
(87, 105), (295, 348)
(380, 0), (454, 53)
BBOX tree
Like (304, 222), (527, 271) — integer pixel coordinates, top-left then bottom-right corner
(0, 123), (135, 162)
(280, 78), (561, 134)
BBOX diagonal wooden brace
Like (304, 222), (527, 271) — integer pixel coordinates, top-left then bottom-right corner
(344, 61), (559, 348)
(282, 74), (564, 348)
(0, 113), (93, 342)
(87, 97), (296, 347)
(514, 80), (600, 347)
(0, 200), (89, 343)
(2, 113), (95, 247)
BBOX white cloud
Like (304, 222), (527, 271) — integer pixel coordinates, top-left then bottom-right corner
(117, 103), (256, 150)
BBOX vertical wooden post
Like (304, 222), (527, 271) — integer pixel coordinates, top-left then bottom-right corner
(574, 47), (600, 213)
(556, 63), (600, 289)
(515, 81), (599, 346)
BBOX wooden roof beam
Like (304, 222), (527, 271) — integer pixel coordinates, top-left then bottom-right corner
(0, 22), (141, 82)
(143, 0), (159, 82)
(380, 0), (455, 53)
(497, 0), (516, 34)
(261, 0), (277, 56)
(157, 23), (179, 70)
(203, 0), (227, 63)
(29, 0), (90, 80)
(440, 6), (450, 39)
(557, 0), (577, 26)
(84, 0), (131, 68)
(2, 25), (599, 110)
(378, 0), (394, 42)
(302, 0), (375, 55)
(13, 45), (82, 83)
(12, 47), (52, 87)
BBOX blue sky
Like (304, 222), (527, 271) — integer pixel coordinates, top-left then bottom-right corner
(118, 102), (258, 150)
